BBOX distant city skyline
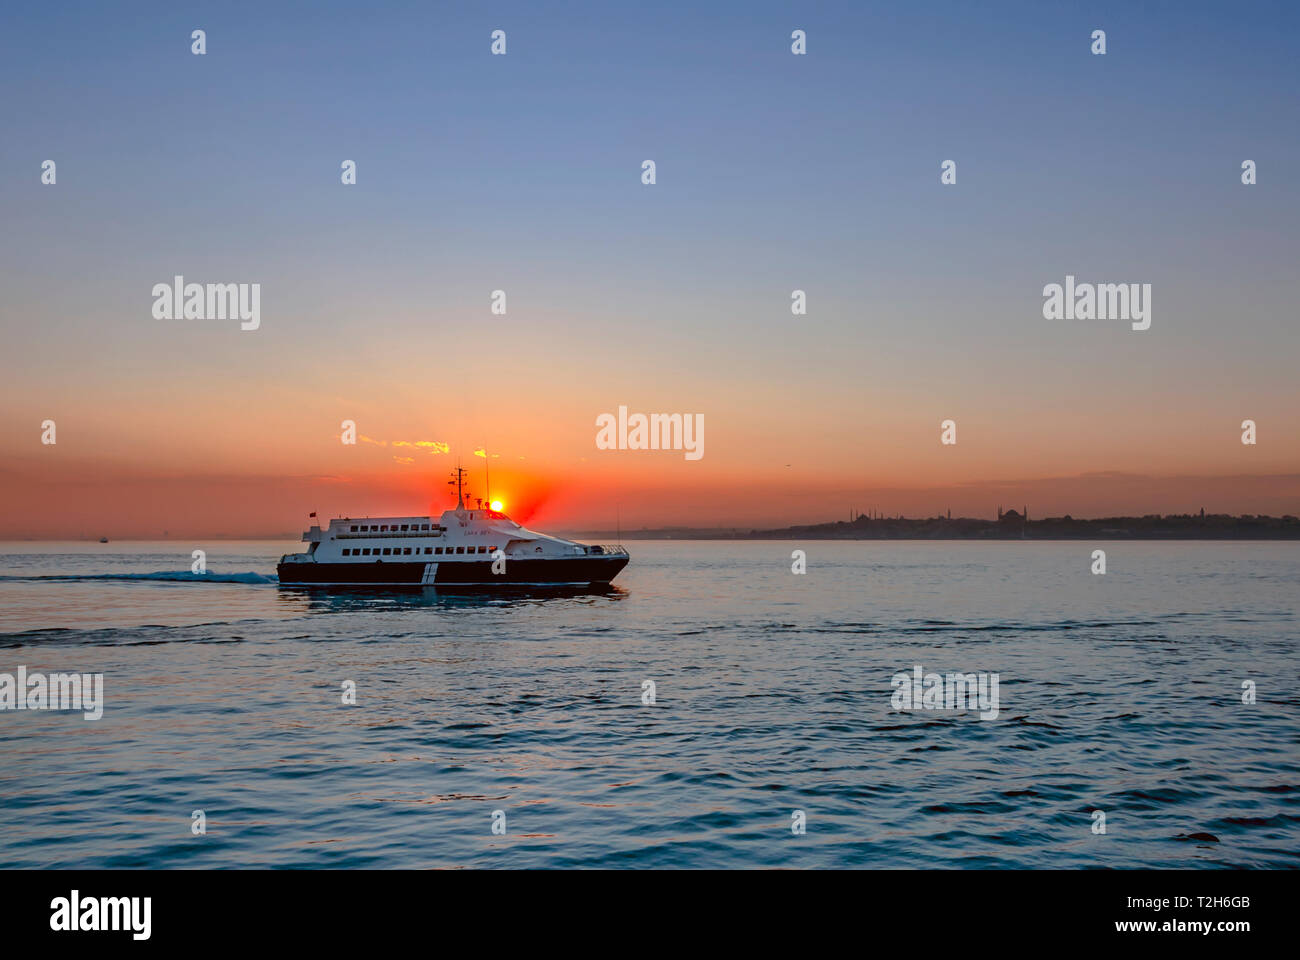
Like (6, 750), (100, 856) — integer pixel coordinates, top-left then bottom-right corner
(2, 1), (1297, 537)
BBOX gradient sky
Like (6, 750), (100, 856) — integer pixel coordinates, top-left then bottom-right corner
(1, 0), (1297, 537)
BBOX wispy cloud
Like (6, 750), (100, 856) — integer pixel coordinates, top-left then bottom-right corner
(362, 437), (449, 453)
(395, 440), (450, 453)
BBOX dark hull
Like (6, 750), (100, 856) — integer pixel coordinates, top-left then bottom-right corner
(276, 556), (628, 588)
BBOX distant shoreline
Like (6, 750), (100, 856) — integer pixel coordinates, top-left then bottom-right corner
(578, 512), (1300, 541)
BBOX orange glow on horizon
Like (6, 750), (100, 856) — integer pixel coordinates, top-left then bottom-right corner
(3, 384), (1298, 538)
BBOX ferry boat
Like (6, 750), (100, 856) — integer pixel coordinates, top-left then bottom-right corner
(277, 468), (628, 588)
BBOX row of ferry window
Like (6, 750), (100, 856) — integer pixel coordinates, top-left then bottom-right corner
(342, 545), (500, 557)
(348, 523), (434, 533)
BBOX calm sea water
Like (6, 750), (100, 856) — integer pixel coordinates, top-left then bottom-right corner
(0, 540), (1296, 869)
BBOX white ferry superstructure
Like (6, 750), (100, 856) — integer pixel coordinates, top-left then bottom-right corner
(277, 468), (628, 588)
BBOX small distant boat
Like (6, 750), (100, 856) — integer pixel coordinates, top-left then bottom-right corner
(277, 468), (628, 588)
(98, 537), (109, 543)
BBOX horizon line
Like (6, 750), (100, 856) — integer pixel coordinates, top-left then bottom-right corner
(5, 508), (1298, 542)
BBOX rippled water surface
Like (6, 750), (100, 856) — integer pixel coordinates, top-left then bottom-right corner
(0, 540), (1296, 868)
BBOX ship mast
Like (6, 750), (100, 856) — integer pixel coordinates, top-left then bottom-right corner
(448, 465), (468, 510)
